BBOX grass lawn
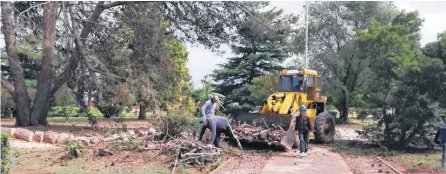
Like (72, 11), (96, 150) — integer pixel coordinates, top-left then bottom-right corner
(349, 117), (376, 127)
(394, 152), (444, 171)
(46, 117), (136, 123)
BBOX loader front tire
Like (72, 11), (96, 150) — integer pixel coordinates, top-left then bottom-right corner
(314, 111), (335, 143)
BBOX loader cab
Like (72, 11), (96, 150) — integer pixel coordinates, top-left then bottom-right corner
(278, 69), (323, 101)
(278, 75), (305, 92)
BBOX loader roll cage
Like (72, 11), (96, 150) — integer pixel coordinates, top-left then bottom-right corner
(278, 75), (304, 92)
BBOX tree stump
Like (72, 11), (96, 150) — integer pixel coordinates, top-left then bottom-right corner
(33, 131), (44, 143)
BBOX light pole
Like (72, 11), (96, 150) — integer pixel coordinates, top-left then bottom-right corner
(305, 1), (309, 69)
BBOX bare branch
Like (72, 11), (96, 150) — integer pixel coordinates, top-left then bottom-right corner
(100, 1), (145, 9)
(1, 74), (15, 94)
(54, 1), (126, 90)
(70, 5), (104, 105)
(18, 2), (50, 16)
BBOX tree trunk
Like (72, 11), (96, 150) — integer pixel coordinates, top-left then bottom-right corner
(70, 7), (104, 106)
(1, 2), (32, 127)
(87, 92), (92, 106)
(341, 90), (349, 122)
(1, 2), (133, 127)
(139, 104), (147, 120)
(31, 2), (59, 126)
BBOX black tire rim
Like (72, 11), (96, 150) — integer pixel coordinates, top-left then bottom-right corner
(323, 117), (335, 138)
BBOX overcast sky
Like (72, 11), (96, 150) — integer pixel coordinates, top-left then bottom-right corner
(187, 1), (446, 89)
(1, 1), (445, 89)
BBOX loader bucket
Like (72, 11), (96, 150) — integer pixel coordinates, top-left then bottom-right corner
(231, 113), (293, 130)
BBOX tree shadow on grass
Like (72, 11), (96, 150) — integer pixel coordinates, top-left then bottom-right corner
(326, 140), (442, 157)
(1, 118), (151, 136)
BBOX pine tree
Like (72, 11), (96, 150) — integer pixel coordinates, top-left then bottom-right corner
(212, 4), (298, 106)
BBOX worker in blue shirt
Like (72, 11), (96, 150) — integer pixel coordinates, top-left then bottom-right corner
(199, 116), (243, 150)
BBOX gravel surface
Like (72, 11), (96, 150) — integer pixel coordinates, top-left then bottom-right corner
(218, 151), (271, 174)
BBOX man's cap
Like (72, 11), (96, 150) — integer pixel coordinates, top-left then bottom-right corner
(213, 95), (220, 101)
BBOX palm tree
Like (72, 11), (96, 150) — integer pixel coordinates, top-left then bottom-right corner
(192, 76), (225, 104)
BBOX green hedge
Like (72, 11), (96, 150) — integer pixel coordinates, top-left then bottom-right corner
(49, 106), (103, 118)
(1, 133), (11, 174)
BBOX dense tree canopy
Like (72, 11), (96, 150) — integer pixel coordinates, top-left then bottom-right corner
(1, 1), (445, 151)
(211, 3), (298, 106)
(355, 11), (446, 147)
(298, 1), (399, 121)
(0, 1), (262, 126)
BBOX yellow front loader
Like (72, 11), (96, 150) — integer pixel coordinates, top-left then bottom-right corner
(233, 68), (336, 143)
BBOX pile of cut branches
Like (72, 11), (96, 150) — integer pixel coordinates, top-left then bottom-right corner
(166, 132), (221, 167)
(232, 123), (288, 151)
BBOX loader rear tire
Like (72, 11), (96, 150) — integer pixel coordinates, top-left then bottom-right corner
(314, 111), (335, 144)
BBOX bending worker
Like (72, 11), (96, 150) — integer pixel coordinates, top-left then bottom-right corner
(199, 116), (243, 150)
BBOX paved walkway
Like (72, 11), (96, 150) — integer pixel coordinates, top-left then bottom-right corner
(261, 146), (352, 174)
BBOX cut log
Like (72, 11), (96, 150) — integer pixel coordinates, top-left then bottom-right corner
(148, 128), (156, 135)
(90, 135), (104, 144)
(33, 131), (44, 143)
(14, 128), (34, 142)
(57, 133), (74, 145)
(136, 135), (154, 141)
(127, 130), (136, 136)
(104, 134), (120, 142)
(136, 130), (148, 137)
(43, 131), (58, 144)
(119, 132), (133, 140)
(77, 137), (91, 146)
(1, 127), (16, 137)
(94, 148), (114, 156)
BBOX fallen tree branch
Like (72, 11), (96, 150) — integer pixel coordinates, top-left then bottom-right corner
(171, 154), (179, 174)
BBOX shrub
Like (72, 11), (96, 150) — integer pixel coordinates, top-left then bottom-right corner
(49, 106), (80, 117)
(88, 106), (103, 118)
(162, 115), (196, 138)
(1, 133), (11, 174)
(356, 108), (371, 121)
(66, 140), (86, 159)
(49, 106), (104, 119)
(1, 90), (14, 118)
(121, 107), (137, 118)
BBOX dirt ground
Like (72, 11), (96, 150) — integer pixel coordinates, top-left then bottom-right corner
(2, 119), (445, 174)
(332, 124), (446, 174)
(216, 150), (272, 174)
